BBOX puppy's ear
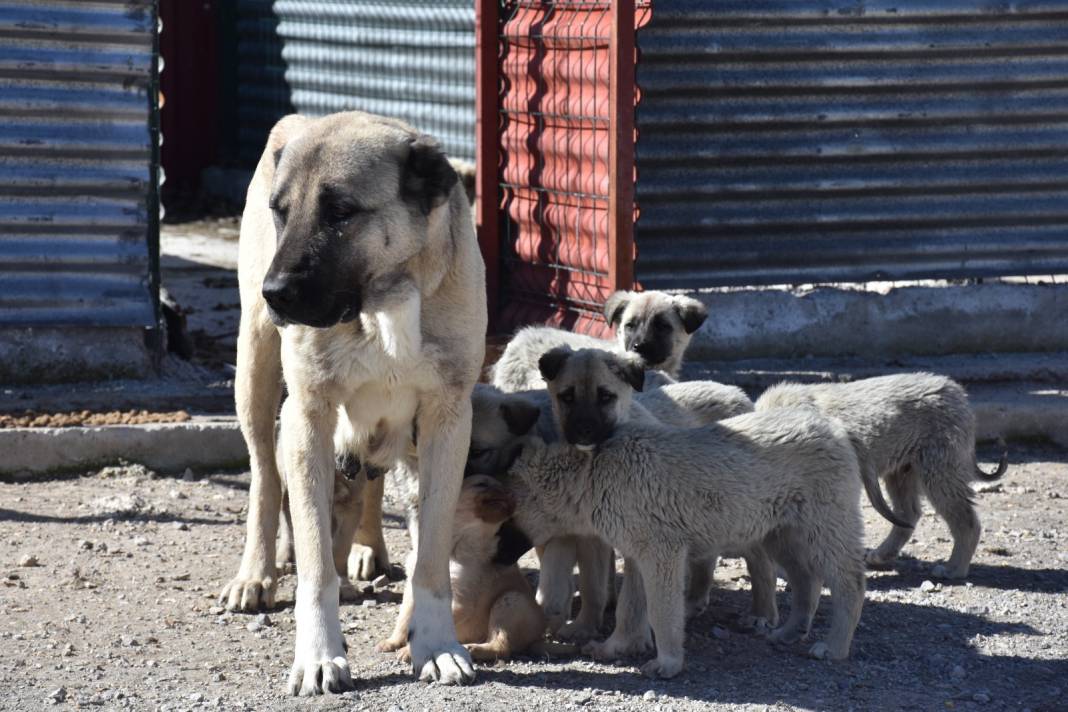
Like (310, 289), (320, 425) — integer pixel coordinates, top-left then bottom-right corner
(604, 291), (632, 327)
(403, 134), (458, 215)
(607, 353), (645, 393)
(448, 158), (477, 205)
(499, 397), (540, 436)
(538, 346), (573, 383)
(672, 296), (708, 334)
(475, 488), (517, 524)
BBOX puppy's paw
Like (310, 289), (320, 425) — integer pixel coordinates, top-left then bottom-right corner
(864, 549), (897, 570)
(338, 577), (362, 603)
(349, 543), (386, 581)
(219, 571), (276, 612)
(767, 624), (805, 646)
(375, 635), (406, 654)
(556, 620), (598, 645)
(396, 645), (412, 664)
(640, 655), (683, 679)
(583, 632), (652, 661)
(738, 614), (773, 635)
(931, 563), (967, 580)
(808, 642), (830, 660)
(287, 654), (353, 696)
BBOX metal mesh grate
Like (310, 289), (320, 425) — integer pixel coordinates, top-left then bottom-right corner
(495, 0), (649, 336)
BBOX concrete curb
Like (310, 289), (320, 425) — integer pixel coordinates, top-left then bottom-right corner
(0, 417), (247, 478)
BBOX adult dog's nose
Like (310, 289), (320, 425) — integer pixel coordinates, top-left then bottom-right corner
(262, 272), (300, 313)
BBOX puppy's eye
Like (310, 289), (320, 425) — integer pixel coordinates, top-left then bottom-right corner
(269, 199), (288, 221)
(558, 389), (575, 405)
(468, 448), (490, 460)
(654, 318), (671, 332)
(597, 389), (617, 405)
(624, 321), (636, 332)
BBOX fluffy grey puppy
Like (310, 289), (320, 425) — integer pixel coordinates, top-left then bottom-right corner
(504, 406), (867, 678)
(490, 290), (707, 393)
(755, 373), (1008, 579)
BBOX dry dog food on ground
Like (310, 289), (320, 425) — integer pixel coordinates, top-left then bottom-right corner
(0, 409), (191, 429)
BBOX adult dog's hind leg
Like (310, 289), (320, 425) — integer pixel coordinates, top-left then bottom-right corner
(281, 398), (353, 696)
(222, 307), (284, 612)
(407, 401), (476, 685)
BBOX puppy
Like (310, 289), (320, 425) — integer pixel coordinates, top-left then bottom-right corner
(491, 291), (707, 393)
(514, 349), (867, 677)
(755, 373), (1008, 579)
(377, 475), (558, 662)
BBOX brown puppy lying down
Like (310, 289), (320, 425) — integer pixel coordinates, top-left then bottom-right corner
(379, 476), (571, 662)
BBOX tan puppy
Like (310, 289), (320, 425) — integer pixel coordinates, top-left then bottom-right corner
(756, 373), (1008, 579)
(491, 290), (707, 393)
(516, 350), (867, 677)
(378, 476), (552, 662)
(220, 111), (485, 695)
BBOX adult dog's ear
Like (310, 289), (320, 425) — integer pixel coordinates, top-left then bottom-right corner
(403, 134), (458, 215)
(607, 353), (645, 392)
(673, 295), (708, 334)
(538, 346), (573, 384)
(604, 291), (632, 327)
(499, 396), (540, 436)
(266, 114), (309, 168)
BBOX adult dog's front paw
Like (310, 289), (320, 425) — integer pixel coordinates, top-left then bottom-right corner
(219, 569), (276, 612)
(287, 648), (353, 696)
(407, 592), (475, 685)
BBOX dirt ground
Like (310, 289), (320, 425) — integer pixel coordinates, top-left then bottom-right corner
(1, 447), (1065, 712)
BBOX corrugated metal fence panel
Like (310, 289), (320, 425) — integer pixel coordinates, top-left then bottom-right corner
(236, 0), (294, 166)
(0, 0), (158, 327)
(635, 0), (1068, 289)
(274, 0), (476, 162)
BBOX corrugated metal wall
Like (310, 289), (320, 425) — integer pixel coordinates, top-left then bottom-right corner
(0, 0), (159, 328)
(235, 0), (294, 166)
(274, 0), (476, 162)
(635, 0), (1068, 289)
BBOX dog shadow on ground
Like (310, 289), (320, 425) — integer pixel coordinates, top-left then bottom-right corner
(349, 585), (1064, 710)
(864, 557), (1068, 594)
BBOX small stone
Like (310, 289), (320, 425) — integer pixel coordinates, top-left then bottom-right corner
(189, 692), (205, 703)
(372, 574), (390, 589)
(361, 599), (377, 608)
(212, 672), (225, 682)
(77, 540), (93, 551)
(182, 468), (195, 482)
(974, 482), (1002, 494)
(172, 521), (189, 531)
(208, 606), (224, 615)
(386, 706), (403, 712)
(972, 692), (990, 704)
(132, 537), (149, 547)
(951, 665), (966, 679)
(919, 580), (936, 592)
(62, 643), (74, 656)
(120, 635), (140, 647)
(18, 554), (39, 567)
(254, 613), (271, 627)
(246, 619), (263, 633)
(643, 690), (657, 701)
(48, 687), (67, 704)
(168, 489), (187, 500)
(711, 626), (730, 640)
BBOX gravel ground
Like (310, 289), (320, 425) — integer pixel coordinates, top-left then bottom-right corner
(1, 446), (1065, 712)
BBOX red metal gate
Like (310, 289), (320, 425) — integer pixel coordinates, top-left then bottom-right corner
(476, 0), (650, 337)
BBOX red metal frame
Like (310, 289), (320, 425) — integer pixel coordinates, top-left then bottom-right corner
(608, 0), (636, 293)
(475, 0), (501, 332)
(477, 1), (647, 336)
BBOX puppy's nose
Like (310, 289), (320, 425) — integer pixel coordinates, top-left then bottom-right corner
(633, 341), (657, 360)
(262, 273), (300, 312)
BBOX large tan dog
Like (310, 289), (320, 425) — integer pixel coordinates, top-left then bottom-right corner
(219, 111), (485, 695)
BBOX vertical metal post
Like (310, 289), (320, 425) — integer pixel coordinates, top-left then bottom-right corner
(608, 0), (636, 292)
(476, 0), (501, 332)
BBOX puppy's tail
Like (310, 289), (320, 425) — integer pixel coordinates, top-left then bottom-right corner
(975, 443), (1009, 481)
(863, 474), (914, 530)
(528, 640), (579, 658)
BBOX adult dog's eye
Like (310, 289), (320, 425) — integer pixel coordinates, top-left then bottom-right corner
(324, 201), (359, 225)
(597, 389), (617, 405)
(558, 389), (575, 405)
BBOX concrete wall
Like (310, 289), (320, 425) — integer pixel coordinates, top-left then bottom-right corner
(686, 282), (1068, 361)
(0, 327), (156, 384)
